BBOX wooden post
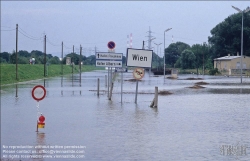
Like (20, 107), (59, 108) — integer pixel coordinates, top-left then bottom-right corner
(150, 86), (158, 108)
(72, 45), (74, 73)
(97, 78), (100, 96)
(61, 41), (63, 87)
(16, 24), (18, 81)
(108, 68), (113, 100)
(44, 35), (46, 77)
(109, 82), (114, 100)
(79, 45), (82, 86)
(154, 86), (158, 107)
(105, 75), (107, 87)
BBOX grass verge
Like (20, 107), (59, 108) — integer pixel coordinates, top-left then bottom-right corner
(0, 64), (104, 85)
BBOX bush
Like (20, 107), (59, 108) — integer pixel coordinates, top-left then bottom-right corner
(209, 68), (220, 75)
(0, 57), (7, 64)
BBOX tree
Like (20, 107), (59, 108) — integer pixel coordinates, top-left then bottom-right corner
(208, 12), (250, 60)
(49, 56), (60, 64)
(0, 52), (11, 63)
(165, 42), (190, 67)
(19, 50), (30, 57)
(178, 49), (196, 69)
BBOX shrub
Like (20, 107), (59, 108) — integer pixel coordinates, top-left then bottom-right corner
(209, 68), (220, 75)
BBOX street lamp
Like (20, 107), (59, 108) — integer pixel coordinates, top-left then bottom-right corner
(154, 42), (162, 71)
(232, 6), (250, 84)
(164, 28), (172, 79)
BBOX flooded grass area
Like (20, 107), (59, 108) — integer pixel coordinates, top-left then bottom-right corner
(1, 70), (250, 160)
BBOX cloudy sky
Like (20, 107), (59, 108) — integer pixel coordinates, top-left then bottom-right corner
(1, 1), (249, 57)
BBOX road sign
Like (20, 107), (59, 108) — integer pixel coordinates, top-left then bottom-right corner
(133, 68), (145, 80)
(96, 60), (122, 67)
(96, 52), (122, 60)
(116, 67), (127, 72)
(126, 48), (153, 68)
(32, 85), (46, 101)
(107, 41), (116, 50)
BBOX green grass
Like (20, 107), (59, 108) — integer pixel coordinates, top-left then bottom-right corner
(0, 64), (104, 85)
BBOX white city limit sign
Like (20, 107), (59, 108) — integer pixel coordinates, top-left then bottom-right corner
(96, 60), (122, 67)
(96, 52), (122, 60)
(126, 48), (153, 68)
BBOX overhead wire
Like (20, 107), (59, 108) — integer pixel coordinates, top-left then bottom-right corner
(1, 28), (15, 31)
(18, 26), (42, 40)
(46, 37), (61, 47)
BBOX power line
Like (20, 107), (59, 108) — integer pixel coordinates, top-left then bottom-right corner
(46, 37), (61, 47)
(1, 29), (15, 31)
(18, 26), (42, 40)
(18, 30), (42, 41)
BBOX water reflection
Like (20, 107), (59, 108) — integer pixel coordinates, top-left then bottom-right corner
(32, 132), (46, 161)
(1, 72), (250, 161)
(60, 90), (83, 96)
(208, 88), (250, 94)
(15, 84), (18, 98)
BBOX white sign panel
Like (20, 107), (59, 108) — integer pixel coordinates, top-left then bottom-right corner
(96, 52), (122, 60)
(116, 67), (127, 72)
(126, 48), (153, 68)
(96, 60), (122, 67)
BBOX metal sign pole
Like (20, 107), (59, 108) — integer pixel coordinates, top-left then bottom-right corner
(109, 67), (113, 100)
(107, 67), (110, 98)
(121, 70), (123, 103)
(135, 80), (138, 104)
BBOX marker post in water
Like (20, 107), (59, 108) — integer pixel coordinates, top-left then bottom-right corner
(31, 85), (46, 132)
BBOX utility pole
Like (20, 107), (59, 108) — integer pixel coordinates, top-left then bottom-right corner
(154, 42), (162, 71)
(80, 45), (82, 86)
(95, 46), (97, 55)
(146, 26), (155, 50)
(146, 26), (155, 74)
(80, 45), (82, 72)
(72, 45), (74, 73)
(16, 24), (18, 81)
(61, 41), (63, 75)
(44, 35), (46, 77)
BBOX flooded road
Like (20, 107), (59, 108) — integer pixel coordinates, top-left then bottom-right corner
(1, 70), (250, 161)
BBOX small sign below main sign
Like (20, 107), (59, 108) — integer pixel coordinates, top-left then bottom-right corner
(126, 48), (153, 68)
(96, 60), (122, 67)
(96, 52), (122, 60)
(133, 68), (145, 80)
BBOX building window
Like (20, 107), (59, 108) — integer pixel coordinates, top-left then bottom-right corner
(243, 63), (246, 69)
(236, 62), (240, 69)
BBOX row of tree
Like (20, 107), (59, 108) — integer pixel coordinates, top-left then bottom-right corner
(164, 42), (212, 70)
(1, 11), (249, 70)
(163, 11), (250, 70)
(0, 50), (108, 65)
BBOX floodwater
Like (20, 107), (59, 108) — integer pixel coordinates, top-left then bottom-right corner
(1, 70), (250, 161)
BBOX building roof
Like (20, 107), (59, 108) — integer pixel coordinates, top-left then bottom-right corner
(214, 55), (241, 61)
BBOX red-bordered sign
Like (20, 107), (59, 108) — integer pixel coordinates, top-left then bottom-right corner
(133, 68), (145, 80)
(107, 41), (116, 50)
(32, 85), (46, 101)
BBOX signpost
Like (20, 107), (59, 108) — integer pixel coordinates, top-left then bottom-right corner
(32, 85), (46, 101)
(126, 48), (153, 68)
(32, 85), (46, 132)
(126, 48), (152, 104)
(96, 52), (122, 60)
(96, 41), (123, 101)
(96, 60), (122, 67)
(107, 41), (116, 50)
